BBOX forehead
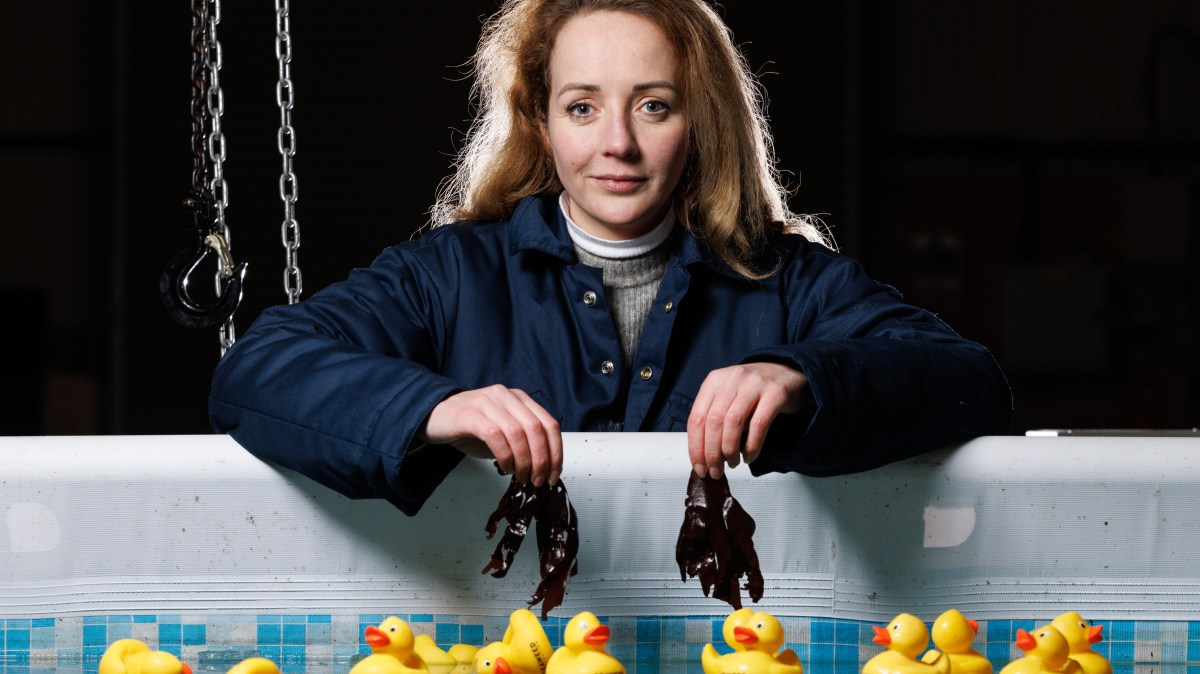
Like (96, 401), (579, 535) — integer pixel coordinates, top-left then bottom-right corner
(548, 10), (678, 84)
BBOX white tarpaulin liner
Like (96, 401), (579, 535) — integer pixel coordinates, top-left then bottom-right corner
(2, 433), (1198, 621)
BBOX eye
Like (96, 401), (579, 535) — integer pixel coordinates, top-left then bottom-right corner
(757, 622), (765, 629)
(642, 100), (669, 114)
(567, 102), (593, 117)
(1078, 621), (1088, 628)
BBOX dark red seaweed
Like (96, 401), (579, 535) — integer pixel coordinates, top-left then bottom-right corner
(675, 471), (763, 609)
(482, 477), (580, 618)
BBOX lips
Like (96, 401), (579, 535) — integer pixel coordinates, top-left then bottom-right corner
(594, 175), (645, 192)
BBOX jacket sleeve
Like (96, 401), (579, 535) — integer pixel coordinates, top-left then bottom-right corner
(743, 246), (1013, 477)
(208, 245), (464, 515)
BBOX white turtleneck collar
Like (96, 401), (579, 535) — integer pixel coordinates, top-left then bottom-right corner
(559, 192), (675, 259)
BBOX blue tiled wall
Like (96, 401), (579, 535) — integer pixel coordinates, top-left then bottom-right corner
(0, 614), (1196, 674)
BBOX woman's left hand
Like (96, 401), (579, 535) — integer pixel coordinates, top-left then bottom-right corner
(687, 362), (812, 479)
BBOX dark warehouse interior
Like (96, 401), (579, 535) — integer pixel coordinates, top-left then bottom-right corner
(1, 1), (1198, 438)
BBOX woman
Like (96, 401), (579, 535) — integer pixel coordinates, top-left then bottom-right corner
(209, 0), (1011, 515)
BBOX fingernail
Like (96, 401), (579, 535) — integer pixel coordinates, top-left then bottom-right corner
(693, 463), (706, 477)
(708, 466), (722, 479)
(549, 472), (560, 486)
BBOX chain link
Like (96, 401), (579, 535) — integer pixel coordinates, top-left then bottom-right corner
(276, 0), (302, 304)
(202, 0), (237, 353)
(190, 1), (210, 194)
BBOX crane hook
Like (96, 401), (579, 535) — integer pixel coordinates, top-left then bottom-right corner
(158, 194), (248, 331)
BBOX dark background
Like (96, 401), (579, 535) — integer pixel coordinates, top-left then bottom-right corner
(2, 2), (1198, 436)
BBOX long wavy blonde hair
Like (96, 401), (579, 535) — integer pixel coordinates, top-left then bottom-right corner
(428, 0), (832, 278)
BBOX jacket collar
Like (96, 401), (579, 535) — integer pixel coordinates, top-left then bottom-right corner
(505, 194), (744, 279)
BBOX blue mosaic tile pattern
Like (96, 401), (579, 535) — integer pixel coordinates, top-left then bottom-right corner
(0, 615), (1196, 674)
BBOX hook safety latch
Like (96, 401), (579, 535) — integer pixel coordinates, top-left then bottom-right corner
(158, 194), (248, 331)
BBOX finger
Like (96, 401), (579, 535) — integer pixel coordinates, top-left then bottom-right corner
(719, 392), (756, 470)
(702, 378), (741, 479)
(485, 395), (541, 485)
(687, 377), (718, 477)
(510, 389), (561, 486)
(742, 390), (783, 463)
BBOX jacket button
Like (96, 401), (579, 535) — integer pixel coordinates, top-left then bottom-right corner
(601, 360), (615, 375)
(583, 290), (597, 306)
(664, 300), (673, 313)
(639, 366), (653, 381)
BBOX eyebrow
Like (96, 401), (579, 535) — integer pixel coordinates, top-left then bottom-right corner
(555, 80), (678, 96)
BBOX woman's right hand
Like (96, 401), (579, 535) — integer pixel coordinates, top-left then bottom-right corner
(419, 385), (563, 487)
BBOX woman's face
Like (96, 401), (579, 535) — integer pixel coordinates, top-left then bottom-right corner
(545, 10), (688, 241)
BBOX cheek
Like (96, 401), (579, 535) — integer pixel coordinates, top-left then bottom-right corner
(646, 131), (689, 176)
(547, 125), (587, 172)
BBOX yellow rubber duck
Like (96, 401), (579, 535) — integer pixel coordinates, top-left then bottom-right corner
(863, 613), (950, 674)
(701, 610), (803, 674)
(99, 639), (192, 674)
(998, 626), (1082, 674)
(352, 616), (431, 674)
(449, 645), (482, 674)
(1048, 614), (1111, 674)
(923, 609), (993, 674)
(416, 635), (460, 674)
(474, 608), (553, 674)
(226, 658), (281, 674)
(719, 609), (757, 652)
(545, 611), (625, 674)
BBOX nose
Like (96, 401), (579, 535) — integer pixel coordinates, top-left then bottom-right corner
(602, 112), (638, 159)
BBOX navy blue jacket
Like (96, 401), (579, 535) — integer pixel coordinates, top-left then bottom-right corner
(209, 195), (1012, 514)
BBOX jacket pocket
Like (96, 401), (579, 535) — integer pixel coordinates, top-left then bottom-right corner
(525, 389), (565, 424)
(663, 391), (696, 432)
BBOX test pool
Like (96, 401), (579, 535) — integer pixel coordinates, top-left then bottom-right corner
(4, 434), (1200, 674)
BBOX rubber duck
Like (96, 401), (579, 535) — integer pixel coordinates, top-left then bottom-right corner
(474, 608), (554, 674)
(417, 635), (460, 674)
(99, 639), (193, 674)
(863, 613), (950, 674)
(416, 636), (480, 674)
(226, 658), (281, 674)
(998, 627), (1082, 674)
(1048, 613), (1111, 674)
(449, 645), (482, 674)
(924, 609), (992, 674)
(545, 611), (625, 674)
(718, 609), (756, 652)
(352, 617), (431, 674)
(701, 610), (804, 674)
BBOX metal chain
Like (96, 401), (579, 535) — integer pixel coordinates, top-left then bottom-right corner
(275, 0), (302, 304)
(203, 0), (238, 353)
(190, 1), (210, 195)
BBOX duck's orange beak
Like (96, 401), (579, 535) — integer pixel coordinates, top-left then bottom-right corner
(968, 619), (979, 634)
(494, 656), (512, 674)
(181, 664), (193, 674)
(733, 626), (759, 645)
(365, 626), (390, 648)
(872, 626), (891, 646)
(1088, 625), (1104, 644)
(1015, 629), (1036, 652)
(584, 624), (611, 645)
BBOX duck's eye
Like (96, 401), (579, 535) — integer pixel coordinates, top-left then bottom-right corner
(1039, 631), (1050, 638)
(390, 626), (398, 632)
(757, 622), (765, 629)
(1078, 621), (1088, 628)
(483, 661), (492, 668)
